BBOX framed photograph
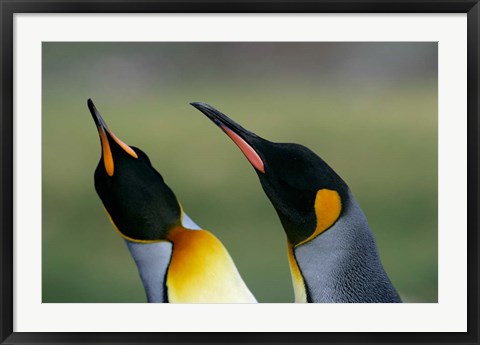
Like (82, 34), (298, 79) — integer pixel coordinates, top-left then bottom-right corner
(1, 1), (478, 344)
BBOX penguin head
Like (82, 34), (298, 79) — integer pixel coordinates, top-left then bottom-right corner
(191, 102), (349, 246)
(88, 99), (181, 242)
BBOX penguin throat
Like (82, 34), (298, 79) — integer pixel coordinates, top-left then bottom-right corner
(103, 207), (168, 243)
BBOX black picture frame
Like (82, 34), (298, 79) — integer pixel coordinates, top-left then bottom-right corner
(1, 1), (478, 344)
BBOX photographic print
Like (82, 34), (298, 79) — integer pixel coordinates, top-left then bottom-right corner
(42, 42), (437, 303)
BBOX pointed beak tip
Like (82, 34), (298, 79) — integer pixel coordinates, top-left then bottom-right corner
(87, 99), (97, 115)
(189, 102), (209, 111)
(190, 102), (221, 119)
(87, 98), (94, 109)
(87, 99), (105, 129)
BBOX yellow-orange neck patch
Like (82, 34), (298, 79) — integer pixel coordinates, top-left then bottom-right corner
(166, 226), (256, 303)
(286, 189), (341, 301)
(296, 189), (342, 247)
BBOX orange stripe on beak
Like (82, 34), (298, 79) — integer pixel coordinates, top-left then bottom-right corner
(221, 125), (265, 173)
(88, 99), (137, 175)
(99, 127), (114, 176)
(109, 132), (138, 159)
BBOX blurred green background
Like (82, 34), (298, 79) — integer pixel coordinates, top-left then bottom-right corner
(42, 42), (437, 303)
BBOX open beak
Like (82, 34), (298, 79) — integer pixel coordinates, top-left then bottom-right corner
(87, 99), (137, 176)
(190, 102), (265, 174)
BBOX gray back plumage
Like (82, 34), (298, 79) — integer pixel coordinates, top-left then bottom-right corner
(295, 191), (401, 303)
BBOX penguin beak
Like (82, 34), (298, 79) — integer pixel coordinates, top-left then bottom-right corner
(87, 99), (138, 176)
(190, 102), (265, 174)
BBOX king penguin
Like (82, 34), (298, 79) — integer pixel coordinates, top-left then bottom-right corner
(191, 102), (401, 303)
(88, 99), (256, 303)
